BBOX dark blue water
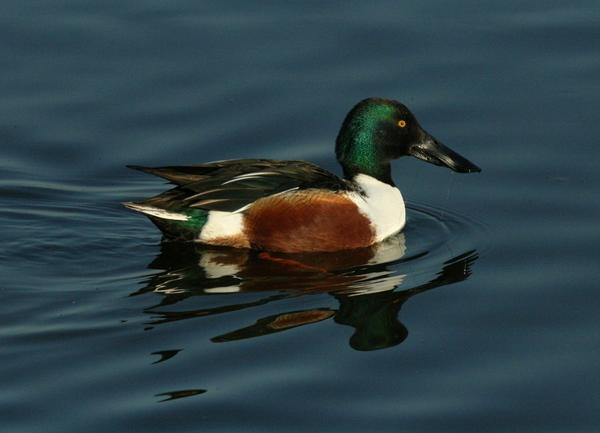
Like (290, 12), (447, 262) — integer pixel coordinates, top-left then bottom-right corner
(1, 1), (599, 432)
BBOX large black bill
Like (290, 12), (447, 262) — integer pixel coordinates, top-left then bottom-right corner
(410, 136), (481, 173)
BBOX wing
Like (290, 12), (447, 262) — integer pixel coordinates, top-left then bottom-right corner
(128, 159), (353, 212)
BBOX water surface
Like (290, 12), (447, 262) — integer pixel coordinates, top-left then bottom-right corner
(1, 1), (599, 432)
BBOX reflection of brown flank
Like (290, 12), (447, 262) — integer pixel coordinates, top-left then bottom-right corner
(267, 247), (375, 272)
(244, 190), (375, 253)
(257, 252), (328, 273)
(268, 310), (335, 330)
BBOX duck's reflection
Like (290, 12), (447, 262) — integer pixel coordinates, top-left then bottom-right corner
(132, 233), (477, 351)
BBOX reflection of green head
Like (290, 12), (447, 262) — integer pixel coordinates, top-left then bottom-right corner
(334, 291), (408, 351)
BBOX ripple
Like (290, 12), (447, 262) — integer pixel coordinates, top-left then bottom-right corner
(155, 388), (206, 402)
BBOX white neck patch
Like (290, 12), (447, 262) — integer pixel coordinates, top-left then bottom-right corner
(349, 174), (406, 242)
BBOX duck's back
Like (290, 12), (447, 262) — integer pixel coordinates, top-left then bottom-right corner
(125, 159), (407, 252)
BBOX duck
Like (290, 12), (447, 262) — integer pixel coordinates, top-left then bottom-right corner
(124, 97), (480, 253)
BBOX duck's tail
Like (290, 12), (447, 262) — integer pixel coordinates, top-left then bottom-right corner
(123, 202), (208, 241)
(123, 202), (190, 221)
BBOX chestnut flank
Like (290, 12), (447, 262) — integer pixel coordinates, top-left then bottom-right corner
(244, 191), (374, 252)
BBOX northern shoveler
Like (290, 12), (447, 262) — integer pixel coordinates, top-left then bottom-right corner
(124, 97), (480, 252)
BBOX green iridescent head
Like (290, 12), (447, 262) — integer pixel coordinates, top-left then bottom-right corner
(335, 98), (480, 184)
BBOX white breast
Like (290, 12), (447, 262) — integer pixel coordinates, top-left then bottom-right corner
(349, 174), (406, 242)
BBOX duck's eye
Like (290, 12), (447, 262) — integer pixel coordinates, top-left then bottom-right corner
(397, 120), (407, 128)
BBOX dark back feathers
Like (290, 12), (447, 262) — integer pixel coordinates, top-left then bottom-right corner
(128, 159), (353, 213)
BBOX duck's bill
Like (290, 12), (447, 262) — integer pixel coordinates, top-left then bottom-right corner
(410, 136), (481, 173)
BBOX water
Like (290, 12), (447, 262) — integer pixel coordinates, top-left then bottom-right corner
(1, 1), (599, 432)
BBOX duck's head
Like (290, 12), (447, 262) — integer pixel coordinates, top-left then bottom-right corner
(335, 98), (481, 184)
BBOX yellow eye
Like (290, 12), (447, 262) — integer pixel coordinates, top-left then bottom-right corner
(398, 120), (407, 128)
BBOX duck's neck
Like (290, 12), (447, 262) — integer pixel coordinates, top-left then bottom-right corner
(340, 161), (395, 187)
